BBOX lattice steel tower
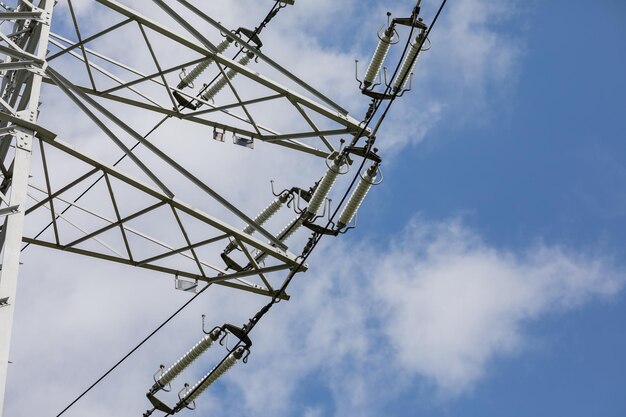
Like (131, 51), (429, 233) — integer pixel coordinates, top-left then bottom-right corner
(0, 0), (434, 415)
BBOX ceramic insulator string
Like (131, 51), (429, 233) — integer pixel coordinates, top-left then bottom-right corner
(179, 347), (245, 407)
(254, 215), (303, 264)
(199, 52), (254, 102)
(337, 163), (378, 228)
(363, 26), (394, 87)
(151, 328), (221, 392)
(177, 38), (232, 89)
(306, 155), (346, 217)
(393, 34), (422, 92)
(224, 193), (288, 253)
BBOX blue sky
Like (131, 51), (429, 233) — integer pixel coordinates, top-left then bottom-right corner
(4, 1), (626, 416)
(358, 0), (626, 415)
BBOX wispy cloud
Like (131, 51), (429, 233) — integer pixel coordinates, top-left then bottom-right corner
(5, 1), (602, 417)
(207, 217), (623, 416)
(373, 218), (622, 395)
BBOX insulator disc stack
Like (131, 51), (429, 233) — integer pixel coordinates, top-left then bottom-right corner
(254, 215), (304, 264)
(200, 51), (254, 102)
(393, 34), (422, 92)
(178, 38), (232, 89)
(178, 347), (245, 407)
(338, 163), (378, 229)
(151, 328), (222, 393)
(306, 155), (346, 217)
(224, 193), (289, 253)
(363, 26), (395, 88)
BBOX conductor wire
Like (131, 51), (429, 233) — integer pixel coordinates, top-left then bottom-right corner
(163, 1), (448, 414)
(24, 2), (285, 253)
(54, 284), (211, 417)
(48, 2), (289, 416)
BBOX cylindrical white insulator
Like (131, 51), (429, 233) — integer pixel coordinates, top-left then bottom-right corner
(154, 329), (221, 390)
(338, 164), (378, 228)
(363, 30), (393, 86)
(179, 39), (231, 88)
(276, 215), (303, 243)
(393, 36), (421, 92)
(200, 52), (253, 102)
(244, 194), (287, 235)
(224, 194), (287, 253)
(306, 156), (345, 217)
(181, 347), (244, 405)
(255, 216), (303, 264)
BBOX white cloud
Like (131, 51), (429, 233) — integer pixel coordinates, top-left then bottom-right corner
(197, 217), (624, 415)
(4, 1), (612, 417)
(377, 0), (525, 153)
(373, 218), (622, 395)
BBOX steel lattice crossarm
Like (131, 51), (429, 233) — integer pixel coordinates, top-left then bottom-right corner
(0, 1), (375, 414)
(23, 133), (305, 298)
(44, 0), (369, 159)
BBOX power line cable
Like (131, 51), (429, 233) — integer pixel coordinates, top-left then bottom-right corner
(23, 2), (286, 252)
(56, 0), (448, 414)
(55, 283), (211, 417)
(161, 1), (448, 414)
(50, 2), (288, 416)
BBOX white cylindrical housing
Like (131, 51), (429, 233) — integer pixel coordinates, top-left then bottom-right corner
(276, 215), (303, 243)
(306, 156), (346, 217)
(254, 215), (303, 264)
(178, 39), (231, 89)
(153, 329), (221, 391)
(224, 194), (288, 253)
(338, 164), (378, 228)
(200, 52), (254, 102)
(393, 35), (421, 92)
(181, 347), (244, 406)
(363, 28), (394, 87)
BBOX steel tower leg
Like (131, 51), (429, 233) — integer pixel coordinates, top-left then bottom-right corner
(0, 1), (54, 414)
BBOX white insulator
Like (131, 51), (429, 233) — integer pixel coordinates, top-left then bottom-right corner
(200, 52), (254, 102)
(178, 39), (231, 88)
(306, 156), (346, 217)
(153, 329), (221, 391)
(181, 347), (244, 405)
(224, 194), (288, 253)
(338, 164), (378, 228)
(276, 215), (304, 243)
(393, 36), (421, 92)
(363, 29), (394, 87)
(255, 215), (303, 264)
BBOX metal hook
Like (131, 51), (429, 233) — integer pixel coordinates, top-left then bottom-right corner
(311, 201), (326, 223)
(152, 365), (172, 392)
(383, 66), (391, 88)
(338, 209), (359, 234)
(370, 165), (384, 186)
(354, 59), (364, 90)
(242, 348), (251, 364)
(421, 36), (432, 51)
(286, 192), (296, 209)
(178, 68), (194, 90)
(394, 72), (414, 97)
(219, 330), (228, 346)
(293, 190), (305, 214)
(178, 383), (196, 410)
(202, 316), (223, 337)
(270, 180), (291, 198)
